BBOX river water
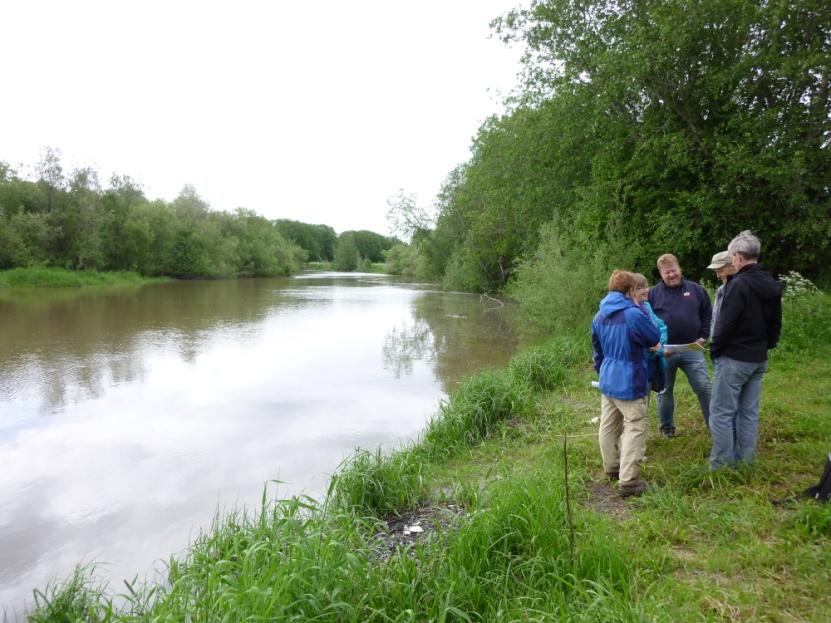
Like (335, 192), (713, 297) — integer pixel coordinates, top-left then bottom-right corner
(0, 273), (540, 615)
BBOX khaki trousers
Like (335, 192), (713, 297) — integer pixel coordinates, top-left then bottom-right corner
(599, 394), (648, 484)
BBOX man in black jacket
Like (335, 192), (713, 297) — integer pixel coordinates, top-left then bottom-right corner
(709, 230), (783, 469)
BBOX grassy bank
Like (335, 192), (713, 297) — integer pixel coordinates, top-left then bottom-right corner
(0, 267), (170, 288)
(304, 262), (387, 274)
(24, 293), (831, 622)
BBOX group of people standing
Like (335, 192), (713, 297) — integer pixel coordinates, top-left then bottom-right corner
(591, 231), (784, 497)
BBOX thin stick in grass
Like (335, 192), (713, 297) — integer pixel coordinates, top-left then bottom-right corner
(563, 431), (575, 567)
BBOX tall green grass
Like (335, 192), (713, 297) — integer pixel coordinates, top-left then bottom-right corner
(0, 267), (167, 288)
(28, 474), (646, 621)
(330, 447), (425, 516)
(773, 291), (831, 354)
(25, 565), (116, 623)
(422, 370), (533, 460)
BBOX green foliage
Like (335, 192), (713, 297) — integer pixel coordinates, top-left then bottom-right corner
(440, 245), (491, 292)
(0, 266), (85, 287)
(425, 0), (831, 310)
(274, 219), (337, 261)
(506, 222), (642, 333)
(331, 230), (401, 272)
(0, 267), (160, 288)
(779, 271), (820, 299)
(785, 500), (831, 542)
(0, 158), (303, 279)
(507, 340), (567, 391)
(346, 230), (400, 262)
(384, 190), (433, 243)
(383, 243), (419, 276)
(330, 448), (425, 516)
(28, 565), (115, 623)
(333, 231), (360, 271)
(423, 369), (532, 459)
(774, 291), (831, 355)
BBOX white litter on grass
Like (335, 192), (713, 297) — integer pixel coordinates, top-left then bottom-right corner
(590, 416), (600, 425)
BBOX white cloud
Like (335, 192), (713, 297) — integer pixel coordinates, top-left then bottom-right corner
(1, 0), (524, 234)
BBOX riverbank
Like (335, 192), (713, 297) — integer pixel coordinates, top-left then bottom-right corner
(304, 261), (387, 274)
(0, 267), (170, 288)
(25, 292), (831, 622)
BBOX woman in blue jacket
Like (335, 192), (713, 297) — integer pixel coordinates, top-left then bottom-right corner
(591, 270), (661, 497)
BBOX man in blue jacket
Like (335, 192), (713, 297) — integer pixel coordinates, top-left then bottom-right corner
(709, 231), (783, 469)
(592, 270), (662, 497)
(649, 254), (713, 437)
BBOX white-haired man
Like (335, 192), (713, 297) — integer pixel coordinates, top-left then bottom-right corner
(709, 231), (783, 469)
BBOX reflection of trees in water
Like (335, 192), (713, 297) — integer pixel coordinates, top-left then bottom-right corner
(0, 279), (294, 413)
(382, 319), (435, 378)
(383, 292), (531, 394)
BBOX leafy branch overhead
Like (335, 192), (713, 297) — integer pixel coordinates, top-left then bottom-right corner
(407, 0), (830, 300)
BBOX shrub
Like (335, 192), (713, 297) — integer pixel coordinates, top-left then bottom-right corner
(779, 271), (820, 299)
(506, 223), (639, 333)
(776, 292), (831, 355)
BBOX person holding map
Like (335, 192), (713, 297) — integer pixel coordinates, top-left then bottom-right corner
(648, 254), (713, 437)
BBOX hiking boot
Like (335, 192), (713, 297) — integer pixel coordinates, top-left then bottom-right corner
(619, 478), (647, 498)
(605, 470), (620, 482)
(659, 425), (676, 439)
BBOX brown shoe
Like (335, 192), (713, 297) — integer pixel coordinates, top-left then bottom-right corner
(619, 478), (647, 498)
(605, 470), (620, 482)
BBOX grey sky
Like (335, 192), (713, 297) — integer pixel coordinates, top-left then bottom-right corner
(1, 0), (524, 235)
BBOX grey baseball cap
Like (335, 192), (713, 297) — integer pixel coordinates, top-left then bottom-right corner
(706, 251), (731, 269)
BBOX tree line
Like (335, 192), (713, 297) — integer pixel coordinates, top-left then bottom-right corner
(0, 151), (397, 279)
(389, 0), (830, 328)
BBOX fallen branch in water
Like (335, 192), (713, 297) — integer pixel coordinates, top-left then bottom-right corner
(481, 293), (505, 309)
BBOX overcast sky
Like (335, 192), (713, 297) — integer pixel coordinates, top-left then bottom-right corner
(1, 0), (525, 235)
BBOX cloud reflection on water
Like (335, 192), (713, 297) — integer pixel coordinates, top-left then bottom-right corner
(0, 275), (534, 614)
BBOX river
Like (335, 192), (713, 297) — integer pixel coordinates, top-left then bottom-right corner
(0, 272), (540, 615)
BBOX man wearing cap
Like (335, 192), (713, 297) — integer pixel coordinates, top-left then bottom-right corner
(707, 250), (736, 336)
(648, 254), (713, 437)
(709, 230), (783, 469)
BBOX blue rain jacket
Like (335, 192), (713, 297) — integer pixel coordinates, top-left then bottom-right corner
(591, 291), (661, 400)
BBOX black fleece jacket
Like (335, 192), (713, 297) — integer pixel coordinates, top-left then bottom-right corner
(710, 263), (784, 362)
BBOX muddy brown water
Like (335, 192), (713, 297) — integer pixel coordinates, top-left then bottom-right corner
(0, 272), (543, 614)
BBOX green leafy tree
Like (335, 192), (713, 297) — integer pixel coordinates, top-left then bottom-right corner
(101, 175), (147, 270)
(340, 230), (400, 263)
(225, 210), (299, 276)
(494, 0), (831, 279)
(334, 232), (360, 271)
(0, 212), (52, 268)
(35, 147), (65, 214)
(274, 220), (336, 261)
(385, 190), (433, 243)
(425, 0), (830, 302)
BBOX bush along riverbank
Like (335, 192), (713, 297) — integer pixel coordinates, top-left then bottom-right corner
(26, 292), (831, 622)
(0, 267), (170, 288)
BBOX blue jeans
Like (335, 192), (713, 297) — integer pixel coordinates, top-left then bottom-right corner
(709, 357), (768, 469)
(656, 350), (712, 430)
